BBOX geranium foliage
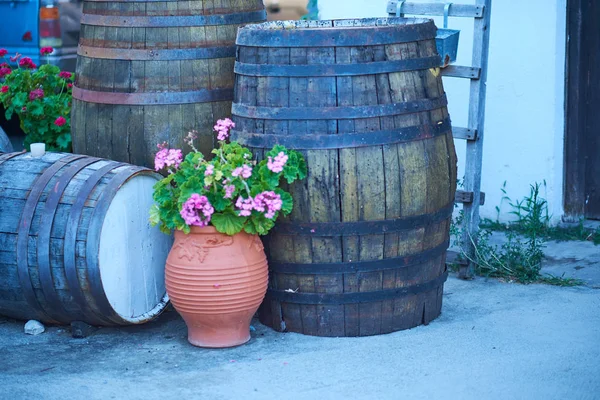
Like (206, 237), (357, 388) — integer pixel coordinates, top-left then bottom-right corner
(0, 47), (73, 151)
(150, 119), (307, 236)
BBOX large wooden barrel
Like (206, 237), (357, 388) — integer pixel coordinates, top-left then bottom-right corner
(0, 151), (172, 325)
(71, 0), (266, 167)
(231, 19), (457, 337)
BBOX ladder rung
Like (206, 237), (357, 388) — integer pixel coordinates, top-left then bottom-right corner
(441, 65), (481, 79)
(386, 1), (485, 18)
(455, 190), (486, 206)
(452, 127), (477, 140)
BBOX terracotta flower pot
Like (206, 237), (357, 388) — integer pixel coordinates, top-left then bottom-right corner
(165, 226), (268, 348)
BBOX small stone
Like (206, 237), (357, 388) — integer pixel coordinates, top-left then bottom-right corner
(71, 321), (96, 338)
(24, 320), (45, 335)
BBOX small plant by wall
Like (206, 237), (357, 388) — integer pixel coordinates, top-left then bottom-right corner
(451, 181), (593, 286)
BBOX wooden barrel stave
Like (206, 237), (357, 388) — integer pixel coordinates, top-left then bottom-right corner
(72, 0), (266, 167)
(232, 19), (457, 337)
(0, 152), (171, 325)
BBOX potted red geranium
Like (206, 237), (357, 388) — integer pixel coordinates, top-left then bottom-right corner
(150, 118), (306, 348)
(0, 47), (73, 152)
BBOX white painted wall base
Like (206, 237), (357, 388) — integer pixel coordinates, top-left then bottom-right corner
(318, 0), (567, 224)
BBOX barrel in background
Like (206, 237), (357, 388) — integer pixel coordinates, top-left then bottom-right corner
(71, 0), (266, 167)
(231, 18), (457, 337)
(0, 151), (172, 325)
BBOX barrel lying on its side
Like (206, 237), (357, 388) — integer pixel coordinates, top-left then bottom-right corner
(232, 18), (457, 337)
(0, 152), (172, 325)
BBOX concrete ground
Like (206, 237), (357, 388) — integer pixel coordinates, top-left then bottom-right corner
(0, 238), (599, 400)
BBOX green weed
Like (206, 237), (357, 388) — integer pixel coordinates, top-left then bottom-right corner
(453, 181), (586, 286)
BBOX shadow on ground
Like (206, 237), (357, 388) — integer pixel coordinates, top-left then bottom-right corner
(1, 268), (599, 400)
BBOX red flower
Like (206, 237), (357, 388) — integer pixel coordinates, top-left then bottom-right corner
(0, 62), (8, 68)
(0, 68), (10, 78)
(22, 31), (32, 42)
(21, 107), (27, 112)
(29, 88), (44, 100)
(59, 71), (72, 79)
(19, 57), (36, 69)
(40, 47), (54, 55)
(54, 116), (66, 127)
(0, 49), (7, 57)
(9, 53), (21, 62)
(67, 83), (73, 88)
(0, 86), (8, 93)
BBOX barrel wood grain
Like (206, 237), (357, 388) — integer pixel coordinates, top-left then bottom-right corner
(72, 0), (266, 167)
(234, 19), (457, 337)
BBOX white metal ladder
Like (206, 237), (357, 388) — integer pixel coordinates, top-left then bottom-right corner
(388, 0), (493, 279)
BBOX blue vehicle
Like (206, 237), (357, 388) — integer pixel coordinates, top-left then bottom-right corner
(0, 0), (81, 72)
(0, 0), (81, 146)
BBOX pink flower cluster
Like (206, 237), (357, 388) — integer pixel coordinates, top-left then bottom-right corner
(19, 57), (36, 69)
(267, 152), (288, 173)
(224, 184), (235, 199)
(40, 46), (54, 55)
(0, 49), (7, 57)
(235, 191), (282, 219)
(0, 67), (11, 78)
(235, 196), (255, 217)
(58, 71), (72, 79)
(0, 86), (7, 93)
(254, 191), (283, 219)
(204, 164), (214, 176)
(232, 164), (252, 179)
(214, 118), (235, 141)
(54, 116), (66, 126)
(154, 142), (183, 171)
(29, 88), (44, 101)
(180, 194), (214, 227)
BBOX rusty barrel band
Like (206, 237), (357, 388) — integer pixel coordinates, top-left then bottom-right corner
(231, 117), (451, 150)
(232, 94), (447, 120)
(0, 152), (24, 167)
(272, 203), (453, 236)
(266, 271), (448, 305)
(37, 157), (102, 323)
(72, 87), (234, 105)
(236, 20), (436, 47)
(86, 167), (158, 324)
(16, 154), (86, 321)
(64, 161), (124, 326)
(234, 56), (441, 77)
(78, 45), (236, 61)
(81, 10), (266, 27)
(269, 240), (449, 274)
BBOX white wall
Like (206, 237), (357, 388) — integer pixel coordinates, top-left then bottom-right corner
(319, 0), (567, 223)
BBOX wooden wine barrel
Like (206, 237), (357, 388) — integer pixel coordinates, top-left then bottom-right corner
(231, 19), (457, 337)
(0, 151), (172, 325)
(71, 0), (266, 167)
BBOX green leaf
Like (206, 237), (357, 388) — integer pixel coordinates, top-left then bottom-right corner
(56, 133), (71, 150)
(178, 176), (204, 206)
(283, 164), (300, 184)
(211, 211), (246, 236)
(149, 204), (161, 226)
(251, 215), (275, 236)
(207, 192), (230, 212)
(243, 222), (258, 235)
(276, 189), (294, 215)
(259, 164), (280, 189)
